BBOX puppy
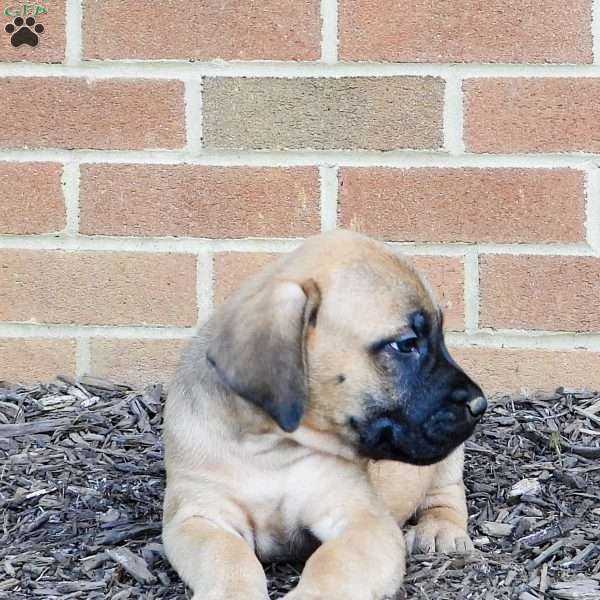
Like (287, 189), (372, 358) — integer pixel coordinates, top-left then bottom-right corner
(162, 230), (486, 600)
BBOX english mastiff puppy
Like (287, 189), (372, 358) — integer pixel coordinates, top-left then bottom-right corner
(163, 230), (486, 600)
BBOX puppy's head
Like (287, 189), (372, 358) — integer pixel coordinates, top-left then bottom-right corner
(207, 230), (486, 466)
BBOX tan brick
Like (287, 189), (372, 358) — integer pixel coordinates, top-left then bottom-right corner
(408, 256), (464, 331)
(465, 79), (600, 153)
(80, 166), (320, 238)
(0, 338), (75, 384)
(0, 0), (65, 63)
(214, 253), (277, 305)
(203, 77), (444, 151)
(480, 255), (600, 332)
(0, 79), (184, 150)
(214, 252), (464, 330)
(89, 338), (187, 387)
(339, 0), (592, 63)
(339, 168), (584, 244)
(83, 0), (319, 60)
(0, 162), (64, 234)
(451, 347), (600, 396)
(0, 250), (197, 326)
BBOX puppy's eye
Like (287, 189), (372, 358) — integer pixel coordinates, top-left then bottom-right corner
(388, 335), (419, 355)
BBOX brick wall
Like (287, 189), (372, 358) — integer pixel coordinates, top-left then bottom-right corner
(1, 0), (600, 395)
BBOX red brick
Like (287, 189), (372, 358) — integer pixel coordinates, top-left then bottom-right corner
(0, 250), (197, 326)
(89, 338), (187, 387)
(0, 79), (184, 150)
(0, 0), (65, 63)
(339, 168), (584, 243)
(465, 79), (600, 153)
(203, 77), (444, 150)
(0, 162), (64, 234)
(339, 0), (592, 63)
(214, 253), (277, 305)
(408, 256), (464, 331)
(80, 166), (320, 238)
(83, 0), (319, 60)
(452, 347), (600, 396)
(0, 338), (75, 384)
(214, 252), (464, 330)
(480, 255), (600, 332)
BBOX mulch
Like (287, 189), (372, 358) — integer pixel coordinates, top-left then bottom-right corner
(1, 376), (599, 600)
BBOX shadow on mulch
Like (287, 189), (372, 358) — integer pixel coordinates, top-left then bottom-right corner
(0, 377), (599, 599)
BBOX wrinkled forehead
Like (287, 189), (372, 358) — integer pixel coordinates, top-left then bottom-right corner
(319, 259), (438, 341)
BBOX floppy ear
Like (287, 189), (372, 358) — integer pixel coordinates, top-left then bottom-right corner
(207, 278), (321, 433)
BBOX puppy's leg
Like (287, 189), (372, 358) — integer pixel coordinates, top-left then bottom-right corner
(406, 446), (474, 554)
(163, 515), (268, 600)
(284, 509), (405, 600)
(368, 459), (436, 525)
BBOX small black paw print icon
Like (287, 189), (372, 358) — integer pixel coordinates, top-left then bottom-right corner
(5, 17), (44, 47)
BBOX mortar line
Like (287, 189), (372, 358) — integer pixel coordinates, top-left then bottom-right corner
(584, 166), (600, 253)
(3, 322), (600, 350)
(196, 251), (214, 327)
(61, 162), (80, 235)
(64, 0), (82, 66)
(319, 166), (339, 231)
(446, 331), (600, 352)
(9, 61), (600, 78)
(320, 0), (338, 63)
(0, 323), (194, 338)
(75, 337), (91, 378)
(0, 235), (302, 253)
(184, 79), (204, 155)
(593, 0), (600, 64)
(443, 73), (465, 155)
(0, 235), (595, 256)
(463, 249), (480, 333)
(1, 149), (599, 169)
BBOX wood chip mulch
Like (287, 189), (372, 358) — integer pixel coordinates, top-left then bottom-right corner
(1, 376), (599, 599)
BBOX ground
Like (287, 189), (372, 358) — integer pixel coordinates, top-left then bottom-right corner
(0, 378), (599, 599)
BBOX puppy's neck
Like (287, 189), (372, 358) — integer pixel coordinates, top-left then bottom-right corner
(286, 425), (358, 463)
(228, 394), (359, 463)
(230, 399), (356, 461)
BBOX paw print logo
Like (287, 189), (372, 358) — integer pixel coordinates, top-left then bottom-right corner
(5, 16), (44, 47)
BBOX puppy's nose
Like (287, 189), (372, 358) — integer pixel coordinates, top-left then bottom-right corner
(466, 395), (487, 418)
(450, 388), (470, 403)
(450, 380), (487, 418)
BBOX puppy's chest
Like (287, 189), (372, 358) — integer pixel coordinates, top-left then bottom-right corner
(235, 436), (318, 560)
(250, 480), (325, 563)
(252, 503), (317, 562)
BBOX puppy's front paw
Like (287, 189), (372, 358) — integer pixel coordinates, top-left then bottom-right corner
(406, 518), (474, 555)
